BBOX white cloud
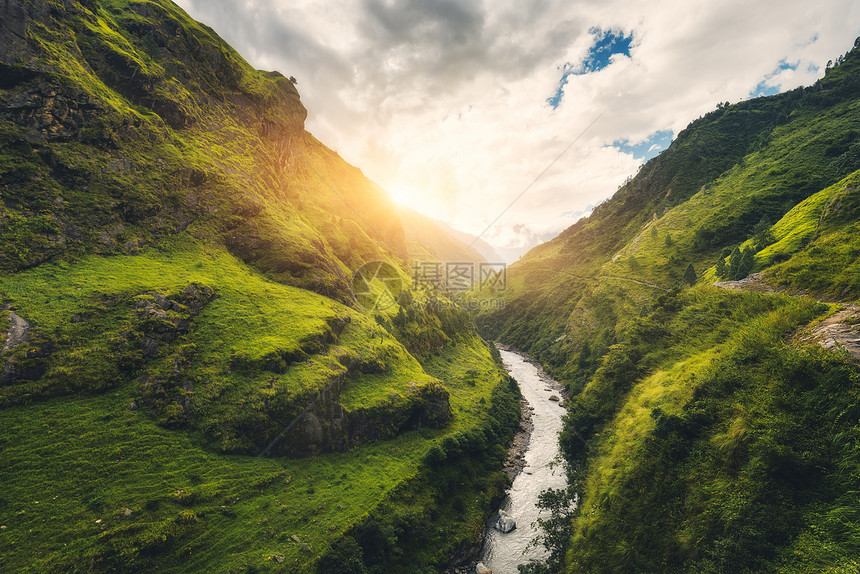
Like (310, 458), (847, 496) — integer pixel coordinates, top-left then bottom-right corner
(175, 0), (860, 261)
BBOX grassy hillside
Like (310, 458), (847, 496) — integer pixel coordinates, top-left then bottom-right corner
(0, 1), (518, 571)
(477, 39), (860, 573)
(479, 42), (860, 380)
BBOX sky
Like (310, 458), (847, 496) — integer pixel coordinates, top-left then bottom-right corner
(175, 0), (860, 262)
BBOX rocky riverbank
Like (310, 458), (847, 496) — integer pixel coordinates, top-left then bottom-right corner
(501, 395), (534, 481)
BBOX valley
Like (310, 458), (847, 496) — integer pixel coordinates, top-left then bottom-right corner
(2, 1), (860, 573)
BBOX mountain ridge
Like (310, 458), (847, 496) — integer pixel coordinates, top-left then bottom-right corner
(476, 37), (860, 574)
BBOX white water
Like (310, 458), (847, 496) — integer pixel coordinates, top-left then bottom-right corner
(481, 349), (568, 573)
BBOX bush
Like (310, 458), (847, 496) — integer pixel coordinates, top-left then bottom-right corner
(317, 536), (367, 574)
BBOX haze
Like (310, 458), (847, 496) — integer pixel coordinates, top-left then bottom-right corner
(175, 0), (860, 260)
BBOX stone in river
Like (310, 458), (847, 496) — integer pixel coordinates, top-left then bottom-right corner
(494, 509), (517, 533)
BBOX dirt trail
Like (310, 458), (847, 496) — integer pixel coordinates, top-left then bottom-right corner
(799, 304), (860, 359)
(712, 274), (860, 361)
(712, 272), (777, 294)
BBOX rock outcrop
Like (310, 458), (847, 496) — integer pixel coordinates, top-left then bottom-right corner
(494, 510), (516, 533)
(264, 378), (452, 458)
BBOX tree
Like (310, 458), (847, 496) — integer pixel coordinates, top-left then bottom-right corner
(728, 247), (742, 280)
(715, 256), (727, 278)
(684, 264), (697, 287)
(738, 247), (755, 279)
(664, 234), (673, 247)
(317, 536), (367, 574)
(752, 216), (775, 250)
(520, 487), (576, 573)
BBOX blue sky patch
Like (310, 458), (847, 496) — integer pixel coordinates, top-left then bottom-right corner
(611, 129), (674, 161)
(548, 28), (633, 108)
(749, 60), (798, 98)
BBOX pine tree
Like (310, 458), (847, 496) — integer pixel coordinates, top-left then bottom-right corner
(684, 263), (697, 287)
(752, 216), (774, 250)
(715, 256), (727, 278)
(664, 234), (673, 247)
(738, 247), (755, 279)
(728, 247), (742, 280)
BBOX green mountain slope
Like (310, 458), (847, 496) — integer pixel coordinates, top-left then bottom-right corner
(478, 40), (860, 573)
(0, 1), (519, 572)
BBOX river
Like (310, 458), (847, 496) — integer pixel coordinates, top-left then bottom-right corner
(481, 348), (568, 573)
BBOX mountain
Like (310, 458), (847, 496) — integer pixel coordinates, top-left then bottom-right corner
(0, 1), (519, 572)
(397, 205), (490, 266)
(477, 39), (860, 573)
(429, 217), (505, 264)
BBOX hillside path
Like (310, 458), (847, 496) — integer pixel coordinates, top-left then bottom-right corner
(712, 274), (860, 361)
(799, 304), (860, 359)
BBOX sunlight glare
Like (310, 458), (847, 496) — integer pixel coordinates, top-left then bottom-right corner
(387, 183), (422, 208)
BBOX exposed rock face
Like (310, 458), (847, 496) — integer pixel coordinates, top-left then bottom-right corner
(0, 309), (52, 388)
(265, 379), (452, 458)
(2, 82), (101, 142)
(1, 311), (30, 354)
(0, 0), (30, 68)
(132, 284), (216, 427)
(134, 283), (215, 347)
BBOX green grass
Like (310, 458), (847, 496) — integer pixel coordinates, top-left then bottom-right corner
(765, 172), (860, 297)
(0, 233), (502, 443)
(0, 237), (514, 572)
(694, 168), (860, 284)
(559, 288), (860, 573)
(0, 0), (522, 571)
(755, 175), (846, 265)
(0, 380), (436, 573)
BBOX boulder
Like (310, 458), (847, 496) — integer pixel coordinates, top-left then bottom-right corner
(549, 395), (560, 402)
(494, 509), (516, 533)
(2, 311), (30, 354)
(476, 562), (492, 574)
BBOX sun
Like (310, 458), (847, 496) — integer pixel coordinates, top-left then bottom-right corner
(387, 184), (422, 207)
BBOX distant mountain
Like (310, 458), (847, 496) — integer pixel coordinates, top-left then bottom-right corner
(397, 206), (491, 264)
(429, 217), (505, 263)
(490, 243), (533, 264)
